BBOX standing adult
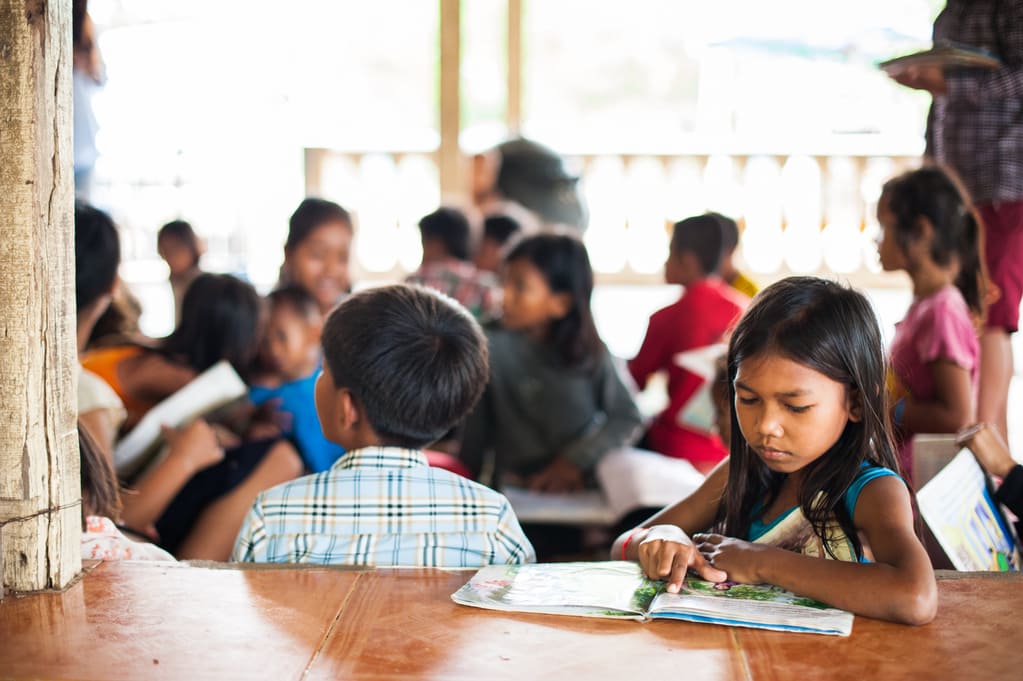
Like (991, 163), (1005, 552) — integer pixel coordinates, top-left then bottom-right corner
(890, 1), (1023, 442)
(73, 0), (105, 201)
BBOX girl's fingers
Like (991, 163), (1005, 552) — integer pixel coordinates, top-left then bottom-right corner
(666, 553), (689, 593)
(691, 551), (728, 583)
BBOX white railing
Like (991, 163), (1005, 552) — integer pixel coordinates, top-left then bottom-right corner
(303, 148), (920, 288)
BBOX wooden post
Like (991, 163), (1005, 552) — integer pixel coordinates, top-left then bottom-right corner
(0, 0), (81, 592)
(506, 0), (522, 136)
(438, 0), (462, 199)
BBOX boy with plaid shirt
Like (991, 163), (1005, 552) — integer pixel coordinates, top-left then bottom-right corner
(232, 285), (534, 566)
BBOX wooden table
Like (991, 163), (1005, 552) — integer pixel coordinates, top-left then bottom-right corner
(0, 562), (1018, 680)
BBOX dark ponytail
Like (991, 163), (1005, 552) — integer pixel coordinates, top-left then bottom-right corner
(881, 165), (989, 320)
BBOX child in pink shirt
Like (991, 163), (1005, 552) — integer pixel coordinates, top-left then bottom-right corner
(878, 167), (989, 483)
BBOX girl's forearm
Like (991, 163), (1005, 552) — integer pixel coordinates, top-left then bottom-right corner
(756, 549), (937, 625)
(902, 397), (971, 435)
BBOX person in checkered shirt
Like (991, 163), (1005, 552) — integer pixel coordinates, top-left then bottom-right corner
(231, 284), (535, 567)
(406, 207), (504, 324)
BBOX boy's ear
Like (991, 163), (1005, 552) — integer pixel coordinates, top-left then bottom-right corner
(337, 389), (365, 431)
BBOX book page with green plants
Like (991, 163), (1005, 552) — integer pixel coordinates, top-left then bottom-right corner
(649, 579), (853, 635)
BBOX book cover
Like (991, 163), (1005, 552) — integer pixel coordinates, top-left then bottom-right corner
(452, 561), (854, 636)
(113, 360), (248, 479)
(917, 448), (1020, 572)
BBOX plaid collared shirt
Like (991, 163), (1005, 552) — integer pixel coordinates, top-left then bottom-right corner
(231, 447), (535, 567)
(929, 0), (1023, 204)
(406, 259), (503, 323)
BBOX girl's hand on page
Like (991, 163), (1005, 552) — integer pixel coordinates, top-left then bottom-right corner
(527, 456), (584, 493)
(693, 533), (772, 584)
(638, 525), (727, 593)
(163, 419), (224, 474)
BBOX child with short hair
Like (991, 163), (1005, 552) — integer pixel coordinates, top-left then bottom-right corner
(157, 219), (204, 324)
(613, 277), (937, 625)
(475, 213), (522, 274)
(460, 232), (642, 492)
(406, 207), (503, 322)
(629, 214), (749, 473)
(250, 285), (344, 473)
(232, 284), (535, 567)
(710, 212), (758, 299)
(279, 198), (354, 315)
(878, 166), (988, 483)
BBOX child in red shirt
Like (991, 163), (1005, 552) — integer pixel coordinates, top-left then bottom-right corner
(629, 214), (749, 473)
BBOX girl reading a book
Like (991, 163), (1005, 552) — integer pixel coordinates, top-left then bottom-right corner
(612, 277), (938, 625)
(81, 272), (302, 560)
(878, 167), (988, 484)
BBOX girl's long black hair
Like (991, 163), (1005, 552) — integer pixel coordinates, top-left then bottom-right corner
(718, 277), (899, 560)
(160, 273), (263, 380)
(505, 232), (603, 369)
(881, 165), (989, 320)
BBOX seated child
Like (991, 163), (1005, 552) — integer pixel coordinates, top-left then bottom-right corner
(710, 212), (758, 299)
(157, 219), (204, 324)
(406, 207), (503, 322)
(460, 233), (643, 492)
(629, 214), (749, 473)
(232, 284), (535, 567)
(250, 285), (344, 473)
(79, 426), (174, 562)
(613, 277), (937, 625)
(475, 213), (522, 274)
(77, 205), (302, 560)
(278, 198), (355, 316)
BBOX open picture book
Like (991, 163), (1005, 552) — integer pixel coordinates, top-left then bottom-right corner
(452, 561), (854, 636)
(113, 360), (248, 480)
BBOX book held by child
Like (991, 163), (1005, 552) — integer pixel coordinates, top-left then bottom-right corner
(452, 561), (854, 636)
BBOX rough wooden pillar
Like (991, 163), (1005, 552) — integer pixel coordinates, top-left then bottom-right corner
(0, 0), (81, 593)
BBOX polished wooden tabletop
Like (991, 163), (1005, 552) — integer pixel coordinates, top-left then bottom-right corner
(0, 561), (1019, 680)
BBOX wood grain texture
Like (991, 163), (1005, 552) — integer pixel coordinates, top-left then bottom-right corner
(0, 0), (80, 592)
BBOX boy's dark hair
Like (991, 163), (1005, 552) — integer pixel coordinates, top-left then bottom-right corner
(720, 276), (899, 561)
(708, 212), (740, 253)
(79, 424), (121, 528)
(505, 233), (603, 369)
(881, 166), (988, 318)
(670, 214), (725, 276)
(285, 198), (352, 252)
(158, 219), (202, 267)
(483, 214), (522, 246)
(161, 273), (263, 379)
(74, 201), (121, 312)
(321, 284), (489, 448)
(419, 207), (472, 261)
(267, 284), (321, 321)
